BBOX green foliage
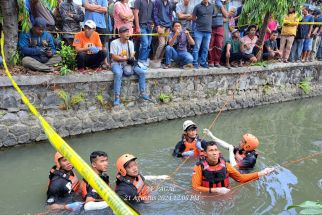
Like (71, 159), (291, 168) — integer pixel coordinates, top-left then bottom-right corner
(41, 0), (58, 9)
(57, 90), (71, 110)
(57, 41), (77, 71)
(239, 0), (305, 28)
(17, 0), (31, 32)
(96, 93), (105, 106)
(159, 93), (172, 103)
(251, 61), (268, 67)
(10, 50), (22, 66)
(95, 92), (113, 110)
(60, 65), (72, 76)
(56, 90), (85, 110)
(262, 84), (272, 94)
(71, 93), (85, 107)
(298, 77), (313, 94)
(287, 201), (322, 214)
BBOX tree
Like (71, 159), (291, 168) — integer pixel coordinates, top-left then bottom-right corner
(238, 0), (306, 59)
(0, 0), (57, 66)
(0, 0), (18, 64)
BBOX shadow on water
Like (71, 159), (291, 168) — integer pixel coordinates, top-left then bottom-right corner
(0, 97), (322, 214)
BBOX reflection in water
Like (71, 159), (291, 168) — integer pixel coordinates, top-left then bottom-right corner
(253, 164), (298, 215)
(319, 179), (322, 190)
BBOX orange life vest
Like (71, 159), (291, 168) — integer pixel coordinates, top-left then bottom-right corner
(183, 138), (200, 157)
(198, 158), (230, 188)
(48, 166), (80, 193)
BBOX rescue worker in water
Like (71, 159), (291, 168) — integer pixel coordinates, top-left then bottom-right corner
(204, 129), (259, 171)
(46, 152), (83, 212)
(115, 154), (151, 204)
(192, 141), (274, 194)
(173, 120), (207, 157)
(80, 151), (112, 211)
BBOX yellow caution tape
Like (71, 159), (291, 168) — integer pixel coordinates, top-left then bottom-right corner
(0, 32), (138, 215)
(238, 21), (322, 28)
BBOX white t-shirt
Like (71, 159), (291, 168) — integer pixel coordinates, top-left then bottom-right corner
(110, 39), (135, 63)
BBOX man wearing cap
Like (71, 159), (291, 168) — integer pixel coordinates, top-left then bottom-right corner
(222, 28), (244, 68)
(72, 20), (108, 72)
(173, 120), (207, 158)
(18, 17), (61, 73)
(82, 0), (108, 47)
(110, 26), (151, 106)
(47, 152), (84, 212)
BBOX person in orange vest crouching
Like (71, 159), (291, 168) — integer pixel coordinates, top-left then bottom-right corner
(47, 152), (83, 212)
(115, 154), (151, 205)
(80, 151), (112, 213)
(203, 128), (259, 172)
(173, 120), (207, 158)
(192, 141), (274, 194)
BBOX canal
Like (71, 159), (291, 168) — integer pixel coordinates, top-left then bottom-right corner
(0, 97), (321, 214)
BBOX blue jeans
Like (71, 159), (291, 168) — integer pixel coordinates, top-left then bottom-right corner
(138, 24), (152, 62)
(289, 39), (304, 62)
(165, 46), (193, 66)
(112, 63), (146, 96)
(192, 31), (211, 66)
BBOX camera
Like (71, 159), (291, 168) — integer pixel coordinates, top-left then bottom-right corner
(43, 47), (52, 52)
(127, 58), (137, 67)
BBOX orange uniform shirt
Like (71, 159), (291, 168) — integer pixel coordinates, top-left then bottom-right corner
(192, 162), (259, 193)
(73, 31), (103, 50)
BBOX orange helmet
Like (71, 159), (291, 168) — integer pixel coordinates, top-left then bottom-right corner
(116, 154), (137, 176)
(242, 133), (259, 151)
(54, 152), (64, 169)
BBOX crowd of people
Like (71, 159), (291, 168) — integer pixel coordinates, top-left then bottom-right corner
(46, 120), (274, 213)
(18, 0), (322, 106)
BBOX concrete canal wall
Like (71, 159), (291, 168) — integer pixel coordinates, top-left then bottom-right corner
(0, 62), (322, 148)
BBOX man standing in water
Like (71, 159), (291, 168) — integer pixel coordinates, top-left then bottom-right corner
(173, 120), (207, 158)
(80, 151), (112, 212)
(47, 152), (84, 212)
(192, 141), (274, 194)
(204, 129), (259, 172)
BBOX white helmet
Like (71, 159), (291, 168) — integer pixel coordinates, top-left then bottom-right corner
(183, 120), (197, 131)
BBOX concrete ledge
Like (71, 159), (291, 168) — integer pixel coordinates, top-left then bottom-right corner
(0, 61), (321, 87)
(0, 62), (321, 147)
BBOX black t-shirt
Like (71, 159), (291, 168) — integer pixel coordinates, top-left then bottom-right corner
(193, 2), (214, 32)
(47, 172), (76, 204)
(84, 174), (110, 201)
(264, 39), (278, 53)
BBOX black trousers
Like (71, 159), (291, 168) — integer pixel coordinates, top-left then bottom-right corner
(76, 50), (107, 69)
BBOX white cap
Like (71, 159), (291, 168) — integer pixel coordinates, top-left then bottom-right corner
(183, 120), (197, 131)
(84, 20), (96, 29)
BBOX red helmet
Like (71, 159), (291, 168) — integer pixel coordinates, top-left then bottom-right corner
(116, 154), (137, 176)
(54, 152), (64, 169)
(242, 133), (259, 151)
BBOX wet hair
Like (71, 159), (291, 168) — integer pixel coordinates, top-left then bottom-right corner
(204, 141), (218, 152)
(271, 30), (278, 35)
(90, 151), (108, 163)
(172, 21), (181, 28)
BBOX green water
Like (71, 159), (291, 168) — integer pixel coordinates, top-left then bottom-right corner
(0, 98), (322, 215)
